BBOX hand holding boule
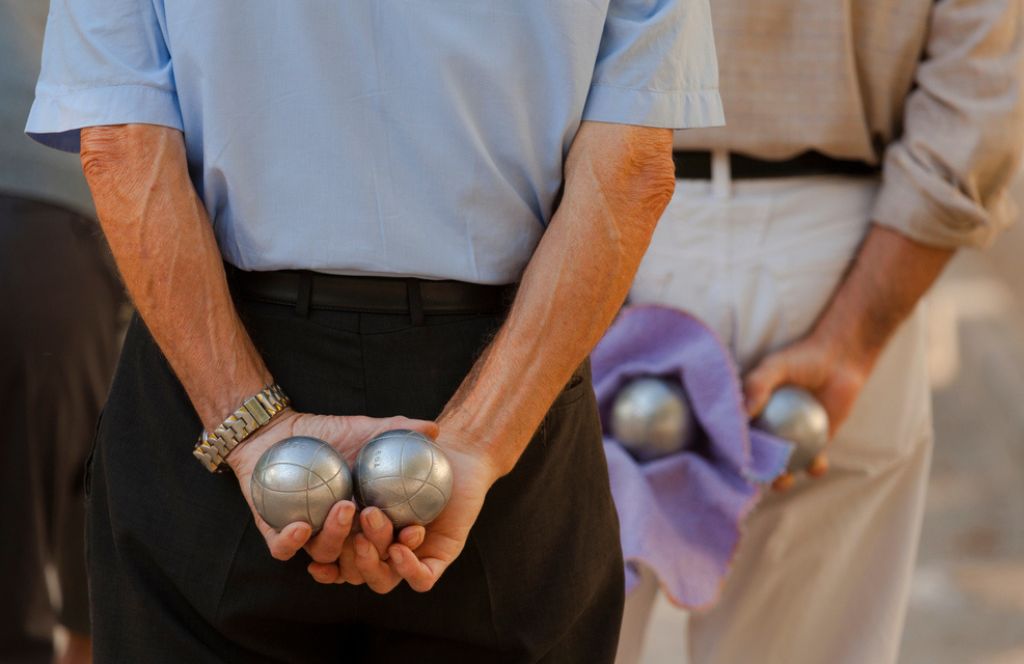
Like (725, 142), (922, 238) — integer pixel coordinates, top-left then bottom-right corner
(383, 437), (500, 592)
(224, 409), (439, 565)
(743, 332), (872, 490)
(309, 429), (500, 594)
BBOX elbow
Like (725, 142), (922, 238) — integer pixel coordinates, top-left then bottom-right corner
(635, 144), (677, 222)
(80, 124), (177, 185)
(624, 128), (676, 233)
(79, 125), (133, 182)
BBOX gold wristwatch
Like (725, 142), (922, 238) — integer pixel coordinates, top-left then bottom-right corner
(192, 384), (291, 473)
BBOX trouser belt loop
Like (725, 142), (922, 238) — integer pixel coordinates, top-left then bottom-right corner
(407, 279), (425, 326)
(295, 272), (313, 318)
(711, 149), (732, 200)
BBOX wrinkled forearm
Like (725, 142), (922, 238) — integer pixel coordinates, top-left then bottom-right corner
(81, 124), (272, 431)
(812, 223), (953, 367)
(439, 121), (675, 476)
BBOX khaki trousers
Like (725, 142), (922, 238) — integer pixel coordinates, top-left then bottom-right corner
(618, 170), (934, 664)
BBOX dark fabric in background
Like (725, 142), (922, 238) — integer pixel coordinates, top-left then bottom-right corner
(0, 195), (123, 663)
(87, 290), (624, 663)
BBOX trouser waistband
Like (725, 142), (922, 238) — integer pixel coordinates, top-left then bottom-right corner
(226, 265), (516, 324)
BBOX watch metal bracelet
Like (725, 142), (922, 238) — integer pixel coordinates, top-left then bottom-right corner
(192, 383), (290, 473)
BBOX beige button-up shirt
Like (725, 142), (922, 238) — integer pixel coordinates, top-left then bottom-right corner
(675, 0), (1024, 248)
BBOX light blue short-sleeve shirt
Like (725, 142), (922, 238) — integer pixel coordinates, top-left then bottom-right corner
(28, 0), (723, 283)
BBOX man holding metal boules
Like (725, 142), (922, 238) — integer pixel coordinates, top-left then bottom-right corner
(26, 0), (723, 661)
(618, 2), (1024, 663)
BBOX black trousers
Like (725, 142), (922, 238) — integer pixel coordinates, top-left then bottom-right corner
(88, 284), (624, 663)
(0, 195), (123, 664)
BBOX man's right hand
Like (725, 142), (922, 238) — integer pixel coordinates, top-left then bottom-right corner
(744, 225), (954, 491)
(224, 409), (439, 564)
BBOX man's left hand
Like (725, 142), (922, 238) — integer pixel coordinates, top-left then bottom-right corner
(306, 434), (500, 593)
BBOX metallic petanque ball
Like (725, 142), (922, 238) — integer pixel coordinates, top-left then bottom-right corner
(250, 436), (353, 532)
(354, 429), (453, 528)
(610, 377), (694, 461)
(755, 386), (830, 473)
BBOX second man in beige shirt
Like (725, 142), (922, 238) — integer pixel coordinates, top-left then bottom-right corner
(620, 1), (1024, 663)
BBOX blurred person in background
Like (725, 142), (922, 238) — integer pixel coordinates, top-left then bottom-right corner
(619, 2), (1024, 663)
(0, 2), (124, 664)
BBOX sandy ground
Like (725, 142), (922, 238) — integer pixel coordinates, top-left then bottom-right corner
(638, 176), (1024, 664)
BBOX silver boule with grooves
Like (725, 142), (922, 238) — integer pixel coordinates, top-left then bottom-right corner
(250, 436), (353, 532)
(354, 429), (453, 528)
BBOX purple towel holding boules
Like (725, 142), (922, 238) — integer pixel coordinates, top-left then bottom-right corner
(593, 305), (791, 609)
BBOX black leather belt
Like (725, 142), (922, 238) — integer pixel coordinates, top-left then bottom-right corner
(673, 150), (880, 180)
(227, 265), (516, 317)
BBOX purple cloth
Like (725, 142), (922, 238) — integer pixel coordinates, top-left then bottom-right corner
(593, 305), (791, 609)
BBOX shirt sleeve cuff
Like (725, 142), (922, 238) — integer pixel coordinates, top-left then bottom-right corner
(582, 85), (725, 130)
(871, 149), (1017, 250)
(26, 84), (185, 153)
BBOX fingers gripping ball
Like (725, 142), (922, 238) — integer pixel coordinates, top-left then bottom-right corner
(610, 377), (694, 461)
(250, 436), (353, 532)
(354, 430), (453, 528)
(755, 386), (830, 473)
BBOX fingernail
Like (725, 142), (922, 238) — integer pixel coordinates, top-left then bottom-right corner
(391, 547), (403, 564)
(338, 505), (351, 525)
(367, 509), (385, 531)
(292, 528), (306, 543)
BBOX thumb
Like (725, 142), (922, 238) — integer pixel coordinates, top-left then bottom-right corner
(743, 354), (790, 418)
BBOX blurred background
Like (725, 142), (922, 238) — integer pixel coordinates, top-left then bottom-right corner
(641, 171), (1024, 664)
